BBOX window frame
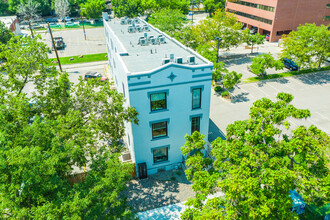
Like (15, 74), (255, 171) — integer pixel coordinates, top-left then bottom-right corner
(192, 88), (202, 109)
(191, 116), (201, 134)
(150, 92), (167, 112)
(152, 147), (169, 164)
(152, 121), (168, 139)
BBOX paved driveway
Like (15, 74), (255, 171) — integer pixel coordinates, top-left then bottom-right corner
(209, 71), (330, 142)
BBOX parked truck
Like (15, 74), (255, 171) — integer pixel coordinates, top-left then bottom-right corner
(52, 37), (65, 50)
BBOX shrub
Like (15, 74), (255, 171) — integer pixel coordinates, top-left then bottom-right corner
(221, 91), (229, 97)
(214, 86), (223, 92)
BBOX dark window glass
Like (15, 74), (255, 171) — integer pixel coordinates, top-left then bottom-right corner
(153, 147), (168, 163)
(192, 88), (201, 109)
(191, 116), (200, 134)
(150, 92), (166, 111)
(228, 9), (273, 25)
(228, 0), (275, 12)
(152, 121), (167, 138)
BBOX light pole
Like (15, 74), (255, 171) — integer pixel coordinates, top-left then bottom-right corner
(216, 37), (222, 63)
(77, 8), (86, 40)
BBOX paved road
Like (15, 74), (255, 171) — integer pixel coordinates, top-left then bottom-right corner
(208, 71), (330, 142)
(39, 27), (107, 58)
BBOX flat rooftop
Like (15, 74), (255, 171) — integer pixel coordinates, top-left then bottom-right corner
(105, 18), (209, 73)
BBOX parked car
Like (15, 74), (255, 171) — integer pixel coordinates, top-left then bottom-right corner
(53, 37), (65, 50)
(46, 18), (58, 23)
(282, 58), (299, 71)
(84, 72), (109, 82)
(61, 17), (74, 22)
(250, 27), (258, 34)
(265, 34), (270, 41)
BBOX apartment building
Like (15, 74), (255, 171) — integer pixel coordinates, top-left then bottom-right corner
(103, 14), (213, 177)
(226, 0), (330, 42)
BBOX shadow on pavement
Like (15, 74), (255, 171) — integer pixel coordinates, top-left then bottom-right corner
(231, 92), (250, 103)
(123, 169), (191, 212)
(256, 76), (290, 87)
(295, 71), (330, 85)
(208, 119), (226, 142)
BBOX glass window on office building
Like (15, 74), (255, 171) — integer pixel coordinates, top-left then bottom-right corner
(192, 88), (201, 109)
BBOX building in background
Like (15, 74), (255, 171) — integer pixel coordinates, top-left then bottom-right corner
(103, 14), (213, 177)
(0, 16), (21, 35)
(226, 0), (330, 42)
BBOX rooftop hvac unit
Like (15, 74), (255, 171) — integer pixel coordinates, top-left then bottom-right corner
(157, 35), (166, 44)
(144, 25), (150, 31)
(128, 26), (136, 33)
(139, 38), (147, 46)
(150, 38), (157, 45)
(170, 54), (175, 61)
(127, 19), (133, 24)
(175, 57), (183, 64)
(120, 19), (127, 25)
(188, 56), (195, 64)
(121, 152), (132, 162)
(134, 18), (140, 23)
(162, 58), (171, 65)
(136, 26), (143, 32)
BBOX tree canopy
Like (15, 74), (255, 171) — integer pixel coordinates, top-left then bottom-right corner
(148, 8), (187, 36)
(281, 23), (330, 69)
(181, 93), (329, 219)
(203, 0), (226, 16)
(243, 31), (265, 53)
(0, 35), (138, 218)
(80, 0), (106, 19)
(0, 21), (13, 45)
(250, 53), (284, 76)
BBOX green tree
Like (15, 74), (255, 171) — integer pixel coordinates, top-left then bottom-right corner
(148, 8), (187, 36)
(222, 71), (242, 90)
(17, 0), (41, 23)
(281, 23), (330, 69)
(0, 21), (13, 45)
(244, 30), (265, 53)
(112, 0), (144, 18)
(80, 0), (105, 19)
(177, 10), (243, 59)
(0, 35), (138, 219)
(250, 53), (284, 76)
(203, 0), (225, 16)
(8, 0), (51, 16)
(157, 0), (190, 14)
(0, 1), (10, 16)
(181, 93), (330, 220)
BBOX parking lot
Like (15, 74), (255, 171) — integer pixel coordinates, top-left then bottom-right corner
(38, 27), (107, 59)
(209, 70), (330, 142)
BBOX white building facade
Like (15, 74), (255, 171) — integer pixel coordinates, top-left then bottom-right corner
(103, 15), (213, 176)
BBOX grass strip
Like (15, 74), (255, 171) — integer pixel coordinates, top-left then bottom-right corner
(49, 53), (108, 65)
(243, 66), (330, 83)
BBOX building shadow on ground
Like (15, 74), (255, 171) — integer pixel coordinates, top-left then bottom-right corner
(123, 169), (191, 212)
(208, 119), (226, 142)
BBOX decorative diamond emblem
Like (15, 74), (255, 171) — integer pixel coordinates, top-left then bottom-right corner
(167, 72), (177, 82)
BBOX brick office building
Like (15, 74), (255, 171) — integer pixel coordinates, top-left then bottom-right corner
(225, 0), (330, 42)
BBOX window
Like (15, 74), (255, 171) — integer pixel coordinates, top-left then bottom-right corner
(153, 147), (168, 163)
(152, 121), (167, 139)
(227, 9), (273, 25)
(227, 0), (275, 12)
(191, 116), (200, 134)
(150, 92), (166, 111)
(192, 88), (201, 109)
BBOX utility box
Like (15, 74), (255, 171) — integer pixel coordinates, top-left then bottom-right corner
(138, 162), (147, 179)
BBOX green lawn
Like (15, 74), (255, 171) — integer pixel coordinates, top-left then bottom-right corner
(243, 66), (330, 83)
(49, 53), (108, 65)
